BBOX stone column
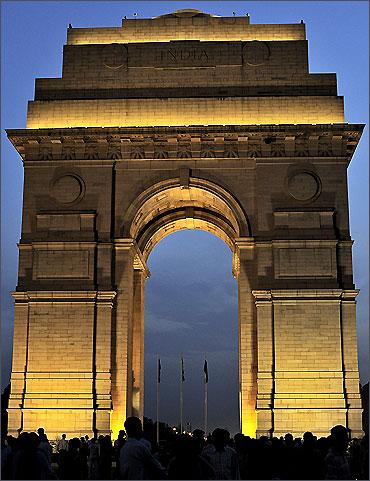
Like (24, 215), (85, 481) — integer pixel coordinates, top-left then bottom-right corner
(340, 290), (363, 437)
(131, 268), (147, 419)
(95, 292), (116, 435)
(272, 290), (347, 438)
(9, 291), (101, 439)
(7, 294), (30, 436)
(111, 239), (135, 439)
(235, 238), (258, 437)
(253, 290), (274, 437)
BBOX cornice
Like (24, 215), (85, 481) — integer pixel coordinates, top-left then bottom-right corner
(11, 290), (117, 303)
(6, 124), (364, 162)
(252, 289), (359, 302)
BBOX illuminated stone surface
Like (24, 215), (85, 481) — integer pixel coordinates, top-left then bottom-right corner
(7, 10), (363, 440)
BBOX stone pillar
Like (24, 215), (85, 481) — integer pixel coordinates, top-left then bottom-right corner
(7, 294), (29, 436)
(253, 291), (274, 437)
(131, 269), (146, 419)
(340, 290), (363, 438)
(111, 239), (135, 439)
(95, 292), (116, 435)
(8, 291), (112, 439)
(272, 290), (348, 438)
(235, 238), (258, 437)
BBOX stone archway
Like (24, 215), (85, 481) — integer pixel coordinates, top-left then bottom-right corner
(6, 10), (364, 440)
(114, 177), (257, 438)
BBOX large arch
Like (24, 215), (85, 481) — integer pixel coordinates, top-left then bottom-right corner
(110, 177), (257, 438)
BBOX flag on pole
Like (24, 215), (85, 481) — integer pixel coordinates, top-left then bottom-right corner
(204, 359), (208, 383)
(181, 357), (185, 382)
(157, 357), (161, 383)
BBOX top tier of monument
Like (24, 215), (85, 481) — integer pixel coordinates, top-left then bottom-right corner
(67, 9), (306, 44)
(28, 10), (344, 128)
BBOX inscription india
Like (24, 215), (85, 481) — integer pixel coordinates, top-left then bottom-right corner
(155, 47), (211, 64)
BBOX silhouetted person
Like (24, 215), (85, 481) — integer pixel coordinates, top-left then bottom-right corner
(233, 433), (250, 480)
(168, 434), (215, 479)
(297, 431), (324, 479)
(324, 425), (351, 479)
(88, 435), (100, 479)
(192, 429), (206, 452)
(57, 434), (69, 478)
(252, 436), (271, 480)
(202, 428), (240, 480)
(57, 433), (68, 452)
(39, 433), (53, 472)
(359, 433), (369, 480)
(269, 436), (283, 479)
(79, 436), (89, 479)
(114, 430), (126, 478)
(12, 431), (54, 479)
(349, 438), (361, 480)
(280, 432), (299, 479)
(1, 435), (13, 479)
(64, 437), (85, 479)
(119, 416), (165, 479)
(99, 435), (112, 479)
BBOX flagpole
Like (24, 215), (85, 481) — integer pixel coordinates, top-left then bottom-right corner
(204, 374), (208, 436)
(180, 357), (183, 434)
(204, 357), (208, 436)
(156, 356), (160, 445)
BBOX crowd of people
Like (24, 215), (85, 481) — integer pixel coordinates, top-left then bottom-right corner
(1, 418), (369, 480)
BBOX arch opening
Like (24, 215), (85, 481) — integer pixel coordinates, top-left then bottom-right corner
(143, 230), (240, 435)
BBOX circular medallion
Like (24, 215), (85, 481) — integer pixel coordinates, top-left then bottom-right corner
(243, 41), (270, 66)
(51, 174), (84, 205)
(102, 44), (127, 70)
(287, 172), (320, 201)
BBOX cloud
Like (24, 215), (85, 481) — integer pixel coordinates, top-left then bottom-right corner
(145, 314), (192, 333)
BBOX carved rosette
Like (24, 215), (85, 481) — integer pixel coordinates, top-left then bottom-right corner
(247, 141), (261, 158)
(107, 144), (121, 160)
(131, 145), (145, 159)
(295, 139), (309, 157)
(38, 145), (53, 160)
(61, 145), (76, 160)
(177, 143), (192, 158)
(154, 144), (168, 159)
(224, 143), (239, 158)
(201, 143), (215, 158)
(84, 144), (99, 160)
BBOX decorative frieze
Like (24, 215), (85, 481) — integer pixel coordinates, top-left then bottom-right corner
(7, 125), (362, 162)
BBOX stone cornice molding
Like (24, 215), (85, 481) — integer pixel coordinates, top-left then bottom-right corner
(252, 290), (273, 305)
(234, 237), (255, 249)
(251, 289), (359, 303)
(18, 241), (97, 249)
(114, 238), (150, 278)
(232, 237), (255, 278)
(340, 290), (360, 301)
(7, 124), (363, 162)
(11, 290), (117, 304)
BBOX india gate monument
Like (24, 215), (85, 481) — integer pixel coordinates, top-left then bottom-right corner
(6, 9), (364, 439)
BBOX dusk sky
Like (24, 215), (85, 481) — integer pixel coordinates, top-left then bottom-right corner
(1, 1), (368, 435)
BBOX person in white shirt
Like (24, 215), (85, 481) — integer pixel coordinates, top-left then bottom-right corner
(57, 434), (68, 452)
(119, 417), (165, 480)
(201, 428), (240, 480)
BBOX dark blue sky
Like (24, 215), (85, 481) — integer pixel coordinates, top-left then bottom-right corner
(1, 1), (368, 435)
